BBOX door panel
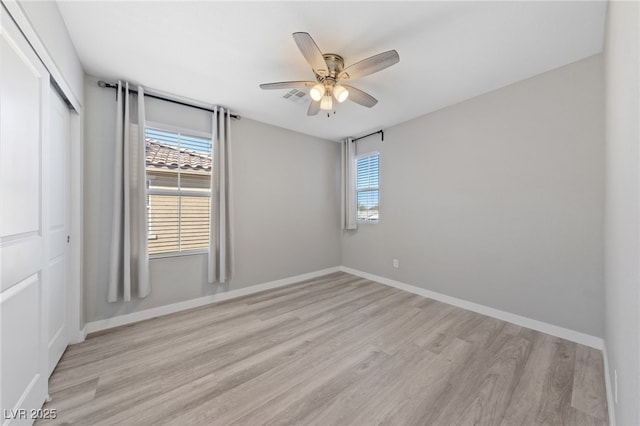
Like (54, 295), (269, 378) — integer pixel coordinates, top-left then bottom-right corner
(0, 15), (41, 238)
(0, 275), (43, 421)
(46, 88), (70, 376)
(0, 16), (45, 294)
(0, 236), (42, 292)
(0, 4), (50, 423)
(46, 258), (67, 371)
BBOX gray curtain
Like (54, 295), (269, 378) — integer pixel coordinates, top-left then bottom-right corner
(208, 106), (235, 283)
(341, 137), (357, 230)
(107, 82), (150, 302)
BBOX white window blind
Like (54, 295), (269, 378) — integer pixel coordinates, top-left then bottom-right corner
(145, 127), (212, 255)
(356, 153), (379, 222)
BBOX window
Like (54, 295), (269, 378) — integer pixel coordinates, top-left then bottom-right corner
(356, 152), (379, 222)
(145, 127), (212, 256)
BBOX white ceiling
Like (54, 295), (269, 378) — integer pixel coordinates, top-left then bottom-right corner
(57, 1), (607, 141)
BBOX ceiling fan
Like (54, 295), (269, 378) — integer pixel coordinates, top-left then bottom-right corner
(260, 32), (400, 116)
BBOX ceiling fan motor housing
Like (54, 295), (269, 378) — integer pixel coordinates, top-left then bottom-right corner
(317, 54), (346, 89)
(323, 54), (345, 77)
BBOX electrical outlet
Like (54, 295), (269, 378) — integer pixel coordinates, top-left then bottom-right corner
(614, 369), (618, 404)
(392, 259), (399, 268)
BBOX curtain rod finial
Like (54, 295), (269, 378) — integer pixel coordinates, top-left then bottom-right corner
(98, 80), (107, 88)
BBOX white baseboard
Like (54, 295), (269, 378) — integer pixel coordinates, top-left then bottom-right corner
(72, 325), (87, 344)
(339, 266), (604, 350)
(84, 267), (340, 335)
(67, 324), (87, 344)
(602, 344), (616, 425)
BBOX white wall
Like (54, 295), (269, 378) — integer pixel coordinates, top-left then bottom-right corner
(83, 75), (341, 322)
(342, 55), (604, 337)
(604, 1), (640, 424)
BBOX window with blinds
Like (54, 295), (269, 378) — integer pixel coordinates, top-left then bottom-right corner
(145, 127), (213, 256)
(356, 152), (379, 222)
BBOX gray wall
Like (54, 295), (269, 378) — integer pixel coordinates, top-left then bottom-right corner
(604, 1), (640, 424)
(342, 55), (604, 337)
(83, 75), (340, 322)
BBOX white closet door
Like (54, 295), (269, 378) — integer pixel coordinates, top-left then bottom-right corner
(1, 4), (50, 423)
(46, 88), (71, 377)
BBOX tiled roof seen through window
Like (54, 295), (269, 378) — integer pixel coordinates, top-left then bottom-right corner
(145, 139), (212, 171)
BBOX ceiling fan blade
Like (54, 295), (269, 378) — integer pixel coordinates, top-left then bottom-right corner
(338, 50), (399, 80)
(292, 32), (328, 76)
(342, 85), (378, 108)
(259, 81), (316, 90)
(307, 100), (320, 116)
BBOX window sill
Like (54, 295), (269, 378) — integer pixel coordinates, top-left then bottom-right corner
(149, 249), (208, 260)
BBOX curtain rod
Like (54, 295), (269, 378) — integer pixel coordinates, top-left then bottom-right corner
(98, 81), (240, 120)
(353, 129), (384, 142)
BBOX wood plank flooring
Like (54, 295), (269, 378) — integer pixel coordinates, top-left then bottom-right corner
(38, 272), (608, 426)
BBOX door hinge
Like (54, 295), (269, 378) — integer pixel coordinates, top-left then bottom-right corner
(67, 235), (70, 243)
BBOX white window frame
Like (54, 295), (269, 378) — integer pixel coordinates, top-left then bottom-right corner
(355, 151), (380, 224)
(145, 122), (213, 259)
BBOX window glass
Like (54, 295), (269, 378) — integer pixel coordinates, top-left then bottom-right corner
(356, 153), (379, 222)
(145, 127), (212, 255)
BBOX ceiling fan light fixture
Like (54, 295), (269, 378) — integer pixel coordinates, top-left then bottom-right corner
(310, 83), (325, 101)
(333, 85), (349, 103)
(320, 95), (333, 111)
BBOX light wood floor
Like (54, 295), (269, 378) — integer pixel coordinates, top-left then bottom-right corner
(40, 272), (608, 426)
